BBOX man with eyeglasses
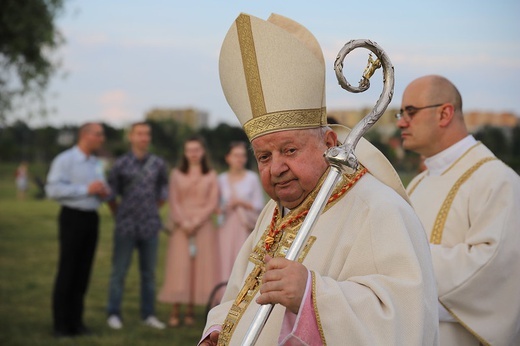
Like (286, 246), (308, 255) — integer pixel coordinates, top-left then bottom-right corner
(396, 75), (520, 345)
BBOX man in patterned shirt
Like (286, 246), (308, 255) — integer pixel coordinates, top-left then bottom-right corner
(106, 122), (169, 330)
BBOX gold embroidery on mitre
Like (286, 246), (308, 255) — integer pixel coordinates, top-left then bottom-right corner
(243, 107), (327, 141)
(236, 14), (266, 119)
(430, 157), (496, 244)
(217, 165), (366, 345)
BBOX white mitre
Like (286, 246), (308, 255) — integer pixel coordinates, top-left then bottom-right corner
(219, 12), (409, 203)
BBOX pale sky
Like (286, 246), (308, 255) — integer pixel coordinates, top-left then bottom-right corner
(35, 0), (520, 128)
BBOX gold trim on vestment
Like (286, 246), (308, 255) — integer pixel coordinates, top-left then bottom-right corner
(217, 165), (366, 345)
(407, 142), (483, 197)
(439, 300), (490, 345)
(311, 271), (327, 345)
(409, 143), (496, 342)
(441, 142), (482, 176)
(430, 157), (496, 244)
(406, 173), (425, 197)
(236, 13), (266, 119)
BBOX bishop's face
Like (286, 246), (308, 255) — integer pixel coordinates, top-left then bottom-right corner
(252, 128), (336, 209)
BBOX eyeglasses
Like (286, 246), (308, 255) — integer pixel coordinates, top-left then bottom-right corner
(394, 103), (444, 121)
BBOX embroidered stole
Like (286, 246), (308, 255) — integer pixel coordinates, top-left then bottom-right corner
(429, 157), (496, 244)
(407, 142), (497, 244)
(217, 165), (367, 345)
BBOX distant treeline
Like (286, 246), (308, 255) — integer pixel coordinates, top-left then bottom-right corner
(0, 119), (251, 173)
(1, 119), (519, 175)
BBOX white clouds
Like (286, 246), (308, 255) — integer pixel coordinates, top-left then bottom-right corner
(77, 33), (110, 46)
(42, 1), (518, 130)
(392, 52), (520, 70)
(98, 90), (136, 126)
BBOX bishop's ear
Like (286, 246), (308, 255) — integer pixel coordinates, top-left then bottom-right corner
(324, 129), (338, 148)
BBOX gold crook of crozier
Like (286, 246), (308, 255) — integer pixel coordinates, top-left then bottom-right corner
(361, 53), (382, 87)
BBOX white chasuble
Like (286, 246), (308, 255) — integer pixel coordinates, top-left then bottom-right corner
(408, 143), (520, 346)
(204, 172), (439, 345)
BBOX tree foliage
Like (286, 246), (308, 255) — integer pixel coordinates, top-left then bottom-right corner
(200, 123), (251, 171)
(0, 119), (252, 171)
(1, 121), (518, 176)
(474, 125), (519, 171)
(0, 0), (65, 123)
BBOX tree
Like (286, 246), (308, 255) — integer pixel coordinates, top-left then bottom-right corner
(200, 123), (251, 171)
(511, 125), (520, 173)
(474, 125), (509, 159)
(0, 0), (66, 124)
(147, 119), (195, 166)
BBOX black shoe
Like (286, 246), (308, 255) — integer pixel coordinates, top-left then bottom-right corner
(74, 325), (94, 336)
(53, 330), (75, 338)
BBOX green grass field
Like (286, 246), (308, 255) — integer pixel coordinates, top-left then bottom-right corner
(0, 161), (417, 345)
(0, 164), (206, 345)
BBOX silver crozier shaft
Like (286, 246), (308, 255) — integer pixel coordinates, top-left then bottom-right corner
(240, 167), (342, 346)
(240, 38), (393, 346)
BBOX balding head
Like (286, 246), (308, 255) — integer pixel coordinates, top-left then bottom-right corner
(398, 75), (469, 157)
(77, 122), (105, 155)
(79, 123), (98, 139)
(405, 75), (463, 119)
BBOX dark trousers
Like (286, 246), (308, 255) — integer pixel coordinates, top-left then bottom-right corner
(52, 206), (99, 334)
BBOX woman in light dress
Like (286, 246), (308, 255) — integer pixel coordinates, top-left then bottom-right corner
(158, 135), (219, 327)
(217, 142), (264, 282)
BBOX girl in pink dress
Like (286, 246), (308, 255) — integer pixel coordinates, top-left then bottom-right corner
(217, 142), (264, 282)
(158, 135), (219, 327)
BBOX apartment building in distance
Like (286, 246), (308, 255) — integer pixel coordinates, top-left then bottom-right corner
(145, 107), (209, 129)
(464, 111), (519, 133)
(144, 107), (518, 138)
(327, 107), (401, 140)
(328, 108), (519, 138)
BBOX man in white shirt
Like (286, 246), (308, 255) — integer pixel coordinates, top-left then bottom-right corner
(46, 122), (110, 338)
(396, 75), (520, 346)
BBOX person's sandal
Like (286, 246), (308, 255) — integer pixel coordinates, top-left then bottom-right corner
(184, 315), (195, 327)
(168, 316), (180, 327)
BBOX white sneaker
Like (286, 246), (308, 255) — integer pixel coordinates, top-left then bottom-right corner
(143, 315), (166, 330)
(107, 315), (123, 330)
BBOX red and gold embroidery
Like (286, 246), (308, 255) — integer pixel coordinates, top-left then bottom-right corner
(217, 166), (367, 345)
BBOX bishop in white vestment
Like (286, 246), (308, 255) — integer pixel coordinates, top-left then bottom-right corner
(200, 13), (440, 346)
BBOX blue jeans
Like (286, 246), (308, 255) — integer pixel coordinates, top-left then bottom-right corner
(107, 233), (158, 319)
